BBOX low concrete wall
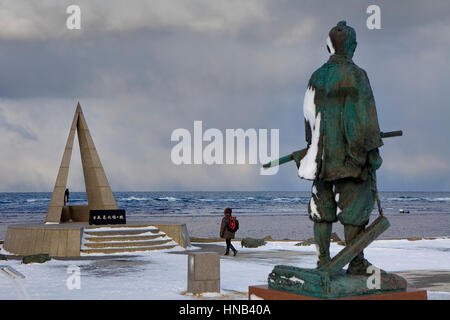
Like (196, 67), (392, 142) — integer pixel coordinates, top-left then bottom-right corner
(3, 224), (82, 257)
(3, 221), (191, 257)
(153, 223), (191, 248)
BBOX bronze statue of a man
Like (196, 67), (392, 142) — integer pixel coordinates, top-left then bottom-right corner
(299, 21), (383, 274)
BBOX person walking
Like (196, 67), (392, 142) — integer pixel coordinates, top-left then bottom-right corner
(220, 208), (238, 256)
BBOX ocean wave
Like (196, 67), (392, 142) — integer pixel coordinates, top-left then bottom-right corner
(119, 196), (151, 201)
(387, 197), (424, 202)
(273, 197), (304, 202)
(198, 197), (306, 203)
(387, 196), (450, 202)
(157, 197), (179, 202)
(26, 198), (50, 202)
(431, 197), (450, 202)
(198, 197), (256, 202)
(219, 198), (245, 202)
(203, 198), (246, 202)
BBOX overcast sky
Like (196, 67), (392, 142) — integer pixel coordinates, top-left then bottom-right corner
(0, 0), (449, 192)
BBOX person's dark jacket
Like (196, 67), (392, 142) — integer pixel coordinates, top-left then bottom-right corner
(220, 213), (235, 239)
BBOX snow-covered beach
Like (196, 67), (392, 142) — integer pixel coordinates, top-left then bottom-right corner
(1, 237), (449, 300)
(1, 194), (449, 300)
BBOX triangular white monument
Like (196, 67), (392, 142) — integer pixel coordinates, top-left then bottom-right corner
(45, 103), (117, 223)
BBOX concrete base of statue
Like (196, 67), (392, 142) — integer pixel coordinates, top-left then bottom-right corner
(263, 264), (410, 299)
(249, 284), (427, 300)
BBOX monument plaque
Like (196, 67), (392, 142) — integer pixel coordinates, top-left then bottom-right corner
(89, 209), (126, 225)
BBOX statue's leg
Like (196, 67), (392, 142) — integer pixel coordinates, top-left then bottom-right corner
(308, 179), (337, 268)
(343, 224), (372, 274)
(314, 221), (332, 267)
(335, 173), (376, 275)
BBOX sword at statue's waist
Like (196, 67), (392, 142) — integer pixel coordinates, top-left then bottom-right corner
(262, 130), (403, 169)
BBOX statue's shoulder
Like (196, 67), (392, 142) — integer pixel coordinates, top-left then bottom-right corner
(308, 57), (369, 89)
(307, 64), (328, 87)
(334, 59), (370, 85)
(352, 62), (368, 77)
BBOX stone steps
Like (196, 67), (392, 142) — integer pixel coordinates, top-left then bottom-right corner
(84, 228), (160, 237)
(81, 245), (177, 255)
(84, 234), (162, 242)
(83, 239), (173, 249)
(81, 225), (177, 255)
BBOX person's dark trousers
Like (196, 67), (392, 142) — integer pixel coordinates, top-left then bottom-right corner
(225, 238), (236, 255)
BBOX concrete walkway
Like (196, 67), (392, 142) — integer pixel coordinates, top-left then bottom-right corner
(180, 242), (450, 294)
(396, 270), (450, 292)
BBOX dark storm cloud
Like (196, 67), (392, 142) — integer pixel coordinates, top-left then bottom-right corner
(0, 0), (449, 191)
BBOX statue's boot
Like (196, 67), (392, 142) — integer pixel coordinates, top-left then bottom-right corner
(314, 221), (332, 268)
(344, 224), (372, 275)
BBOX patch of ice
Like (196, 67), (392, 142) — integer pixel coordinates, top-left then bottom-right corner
(427, 291), (450, 300)
(199, 292), (222, 298)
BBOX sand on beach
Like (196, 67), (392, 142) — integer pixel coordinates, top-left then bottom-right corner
(127, 212), (450, 241)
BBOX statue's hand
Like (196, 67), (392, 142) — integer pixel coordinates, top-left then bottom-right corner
(367, 148), (382, 170)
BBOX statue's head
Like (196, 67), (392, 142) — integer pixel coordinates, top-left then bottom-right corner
(326, 21), (357, 58)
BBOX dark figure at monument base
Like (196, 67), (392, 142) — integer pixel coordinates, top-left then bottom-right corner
(299, 21), (383, 275)
(220, 208), (238, 256)
(64, 188), (70, 206)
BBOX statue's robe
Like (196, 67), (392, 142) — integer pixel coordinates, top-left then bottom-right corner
(299, 54), (383, 182)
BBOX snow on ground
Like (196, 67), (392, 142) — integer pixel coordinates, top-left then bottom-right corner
(0, 238), (449, 300)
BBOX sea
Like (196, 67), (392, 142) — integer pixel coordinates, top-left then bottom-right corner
(1, 191), (450, 219)
(1, 191), (450, 240)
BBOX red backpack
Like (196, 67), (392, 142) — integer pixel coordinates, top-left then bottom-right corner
(227, 216), (239, 232)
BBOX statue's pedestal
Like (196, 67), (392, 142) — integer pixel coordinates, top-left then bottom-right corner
(267, 265), (410, 299)
(249, 285), (428, 300)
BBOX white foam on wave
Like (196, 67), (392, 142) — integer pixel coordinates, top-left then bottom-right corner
(26, 198), (50, 202)
(273, 197), (303, 202)
(388, 196), (450, 202)
(157, 197), (179, 202)
(120, 196), (150, 201)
